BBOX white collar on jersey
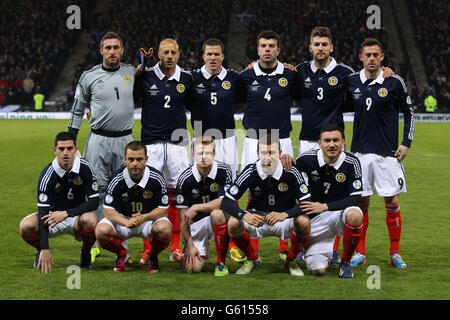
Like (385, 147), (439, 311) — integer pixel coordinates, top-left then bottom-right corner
(254, 60), (284, 76)
(201, 65), (227, 80)
(310, 57), (337, 74)
(256, 159), (283, 180)
(52, 155), (81, 178)
(317, 149), (346, 170)
(154, 62), (181, 81)
(192, 160), (218, 182)
(123, 165), (150, 189)
(359, 68), (384, 85)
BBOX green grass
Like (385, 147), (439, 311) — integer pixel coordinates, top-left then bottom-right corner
(1, 119), (449, 300)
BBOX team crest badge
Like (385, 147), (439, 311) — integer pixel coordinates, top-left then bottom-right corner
(162, 195), (169, 205)
(222, 81), (231, 90)
(92, 182), (98, 192)
(278, 182), (289, 192)
(278, 77), (288, 87)
(353, 180), (362, 189)
(378, 88), (388, 97)
(143, 190), (153, 199)
(229, 185), (239, 195)
(124, 76), (130, 83)
(105, 194), (113, 204)
(336, 173), (346, 182)
(176, 194), (184, 204)
(73, 176), (83, 185)
(39, 193), (48, 203)
(210, 183), (219, 192)
(406, 96), (412, 104)
(328, 76), (338, 86)
(177, 84), (185, 93)
(300, 184), (308, 194)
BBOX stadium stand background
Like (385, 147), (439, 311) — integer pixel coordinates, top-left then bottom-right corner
(0, 0), (447, 113)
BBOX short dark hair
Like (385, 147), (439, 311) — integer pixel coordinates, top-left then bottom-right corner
(100, 31), (123, 49)
(257, 133), (281, 152)
(125, 141), (147, 155)
(54, 132), (76, 147)
(319, 124), (344, 139)
(310, 26), (332, 44)
(257, 30), (281, 47)
(202, 38), (225, 54)
(360, 38), (383, 53)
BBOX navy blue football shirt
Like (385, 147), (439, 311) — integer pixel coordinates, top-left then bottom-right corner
(189, 66), (239, 138)
(104, 165), (169, 217)
(347, 70), (415, 157)
(237, 61), (298, 139)
(176, 160), (233, 222)
(37, 156), (99, 249)
(135, 63), (194, 144)
(222, 159), (311, 219)
(295, 149), (363, 213)
(296, 58), (354, 141)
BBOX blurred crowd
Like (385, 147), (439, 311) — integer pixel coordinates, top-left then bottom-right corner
(71, 0), (232, 91)
(0, 0), (447, 113)
(0, 0), (91, 108)
(409, 0), (449, 112)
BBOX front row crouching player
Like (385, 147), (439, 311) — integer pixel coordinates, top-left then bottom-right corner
(95, 141), (172, 273)
(282, 124), (364, 278)
(177, 137), (233, 276)
(19, 132), (99, 274)
(221, 133), (311, 276)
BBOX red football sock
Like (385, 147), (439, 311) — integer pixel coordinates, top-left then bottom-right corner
(250, 237), (259, 252)
(231, 231), (258, 261)
(80, 227), (96, 254)
(228, 237), (237, 249)
(278, 238), (289, 252)
(333, 235), (340, 252)
(167, 198), (181, 253)
(356, 209), (369, 255)
(287, 230), (309, 261)
(228, 201), (240, 249)
(386, 204), (401, 255)
(341, 222), (363, 264)
(213, 222), (230, 263)
(142, 239), (151, 252)
(99, 236), (127, 257)
(149, 234), (170, 259)
(21, 232), (40, 251)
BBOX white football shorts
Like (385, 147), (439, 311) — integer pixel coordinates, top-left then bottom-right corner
(243, 218), (294, 242)
(304, 206), (362, 271)
(354, 153), (407, 197)
(98, 216), (171, 240)
(146, 141), (190, 189)
(182, 216), (214, 258)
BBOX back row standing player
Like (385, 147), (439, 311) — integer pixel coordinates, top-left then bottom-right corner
(347, 38), (414, 268)
(68, 32), (136, 263)
(134, 38), (194, 263)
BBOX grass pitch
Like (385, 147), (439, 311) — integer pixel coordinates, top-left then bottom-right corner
(0, 119), (449, 301)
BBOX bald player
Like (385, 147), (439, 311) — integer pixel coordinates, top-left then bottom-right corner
(68, 31), (136, 262)
(135, 38), (194, 262)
